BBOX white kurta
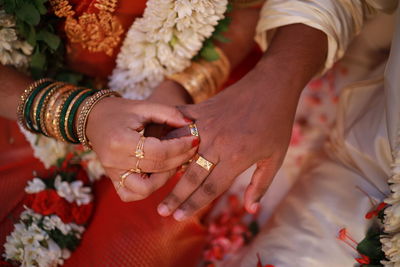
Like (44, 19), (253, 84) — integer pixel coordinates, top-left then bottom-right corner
(220, 1), (400, 266)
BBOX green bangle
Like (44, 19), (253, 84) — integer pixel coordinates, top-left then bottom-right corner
(24, 80), (53, 133)
(35, 83), (64, 135)
(59, 88), (84, 143)
(68, 90), (95, 143)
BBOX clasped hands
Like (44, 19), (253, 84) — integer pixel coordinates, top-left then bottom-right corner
(86, 73), (297, 221)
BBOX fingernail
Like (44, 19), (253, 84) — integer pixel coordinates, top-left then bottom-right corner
(173, 210), (186, 221)
(184, 117), (193, 123)
(157, 204), (170, 216)
(191, 138), (200, 148)
(250, 203), (260, 214)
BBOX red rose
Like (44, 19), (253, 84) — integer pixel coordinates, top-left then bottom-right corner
(71, 202), (93, 225)
(24, 193), (35, 207)
(30, 190), (62, 215)
(54, 198), (74, 223)
(76, 166), (90, 185)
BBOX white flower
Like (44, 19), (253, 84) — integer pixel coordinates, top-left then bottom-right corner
(25, 178), (46, 193)
(19, 126), (68, 168)
(0, 10), (32, 70)
(109, 0), (228, 99)
(384, 203), (400, 233)
(54, 175), (92, 205)
(382, 233), (400, 264)
(81, 151), (105, 181)
(42, 215), (72, 235)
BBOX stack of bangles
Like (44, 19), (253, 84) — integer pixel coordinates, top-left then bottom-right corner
(168, 47), (230, 103)
(17, 78), (121, 150)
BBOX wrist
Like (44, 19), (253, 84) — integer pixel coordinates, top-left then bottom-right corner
(149, 80), (193, 105)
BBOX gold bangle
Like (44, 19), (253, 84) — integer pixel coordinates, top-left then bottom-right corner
(52, 86), (79, 142)
(77, 89), (121, 150)
(168, 47), (230, 103)
(64, 88), (91, 142)
(17, 78), (52, 132)
(39, 83), (65, 136)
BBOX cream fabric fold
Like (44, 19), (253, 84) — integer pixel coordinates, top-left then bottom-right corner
(255, 0), (397, 74)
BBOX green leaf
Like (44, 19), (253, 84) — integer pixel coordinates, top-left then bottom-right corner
(15, 2), (40, 26)
(55, 72), (84, 85)
(357, 226), (385, 260)
(1, 0), (16, 13)
(213, 33), (230, 43)
(200, 43), (220, 61)
(37, 30), (60, 50)
(30, 47), (46, 77)
(33, 0), (48, 15)
(16, 22), (37, 46)
(214, 17), (231, 34)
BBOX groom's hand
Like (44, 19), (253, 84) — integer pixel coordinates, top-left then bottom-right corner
(157, 24), (328, 220)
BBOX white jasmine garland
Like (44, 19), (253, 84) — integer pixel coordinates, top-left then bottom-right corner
(0, 10), (32, 70)
(4, 175), (92, 266)
(54, 175), (92, 205)
(81, 151), (105, 181)
(109, 0), (228, 100)
(19, 126), (69, 169)
(382, 132), (400, 266)
(25, 178), (46, 194)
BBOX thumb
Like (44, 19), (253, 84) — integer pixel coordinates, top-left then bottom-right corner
(244, 158), (277, 214)
(140, 103), (192, 128)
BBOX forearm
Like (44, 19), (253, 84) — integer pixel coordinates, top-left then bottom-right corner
(216, 7), (259, 69)
(248, 23), (328, 99)
(0, 65), (32, 120)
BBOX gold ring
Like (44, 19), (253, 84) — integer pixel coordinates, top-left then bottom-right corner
(119, 169), (133, 188)
(195, 154), (215, 171)
(189, 123), (199, 137)
(130, 159), (142, 174)
(135, 136), (145, 159)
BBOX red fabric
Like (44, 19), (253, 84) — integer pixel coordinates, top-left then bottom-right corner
(0, 120), (206, 266)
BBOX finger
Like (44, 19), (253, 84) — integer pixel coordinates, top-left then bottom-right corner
(136, 146), (198, 173)
(112, 180), (145, 202)
(102, 131), (198, 171)
(142, 135), (199, 160)
(169, 163), (232, 221)
(157, 157), (212, 217)
(138, 103), (193, 128)
(163, 125), (191, 139)
(110, 168), (173, 200)
(244, 159), (277, 214)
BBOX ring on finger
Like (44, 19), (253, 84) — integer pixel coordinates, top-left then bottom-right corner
(135, 135), (145, 159)
(130, 158), (142, 174)
(189, 123), (199, 137)
(194, 154), (215, 172)
(118, 169), (133, 189)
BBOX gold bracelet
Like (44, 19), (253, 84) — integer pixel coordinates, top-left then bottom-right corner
(17, 78), (52, 132)
(168, 47), (230, 103)
(64, 88), (91, 142)
(44, 84), (73, 139)
(52, 86), (79, 142)
(77, 89), (121, 150)
(39, 82), (65, 136)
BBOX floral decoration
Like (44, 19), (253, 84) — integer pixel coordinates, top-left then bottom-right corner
(2, 155), (94, 267)
(109, 0), (229, 100)
(202, 195), (259, 266)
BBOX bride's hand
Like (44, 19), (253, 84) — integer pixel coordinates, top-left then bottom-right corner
(85, 97), (199, 201)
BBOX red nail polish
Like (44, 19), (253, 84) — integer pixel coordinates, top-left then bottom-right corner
(184, 117), (193, 123)
(191, 138), (200, 148)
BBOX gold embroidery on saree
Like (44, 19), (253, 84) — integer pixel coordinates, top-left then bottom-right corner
(49, 0), (123, 56)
